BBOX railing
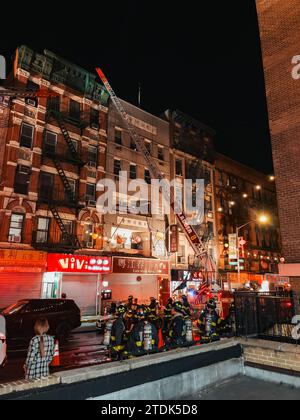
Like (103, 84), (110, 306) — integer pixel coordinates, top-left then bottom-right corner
(234, 291), (297, 344)
(32, 231), (81, 252)
(42, 143), (83, 165)
(38, 186), (84, 209)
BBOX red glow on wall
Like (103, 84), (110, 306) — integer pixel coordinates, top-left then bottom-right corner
(47, 254), (112, 274)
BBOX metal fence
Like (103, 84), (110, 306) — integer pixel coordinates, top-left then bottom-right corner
(234, 291), (298, 344)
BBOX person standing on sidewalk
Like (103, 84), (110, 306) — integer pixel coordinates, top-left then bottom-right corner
(24, 318), (55, 380)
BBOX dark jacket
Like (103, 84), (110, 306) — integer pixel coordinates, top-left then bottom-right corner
(169, 314), (186, 342)
(111, 316), (125, 348)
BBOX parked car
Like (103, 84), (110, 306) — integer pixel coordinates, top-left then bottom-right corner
(1, 299), (81, 343)
(0, 314), (7, 367)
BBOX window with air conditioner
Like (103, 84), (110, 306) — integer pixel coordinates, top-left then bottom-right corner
(14, 165), (31, 195)
(8, 214), (24, 243)
(25, 81), (39, 107)
(36, 218), (50, 244)
(20, 123), (34, 149)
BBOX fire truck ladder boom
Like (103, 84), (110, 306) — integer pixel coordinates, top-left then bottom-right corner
(95, 67), (208, 259)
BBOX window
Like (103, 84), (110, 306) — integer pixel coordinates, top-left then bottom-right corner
(61, 220), (74, 244)
(69, 100), (81, 120)
(83, 224), (94, 247)
(36, 218), (50, 243)
(39, 172), (54, 201)
(145, 140), (151, 154)
(86, 183), (96, 201)
(176, 159), (183, 177)
(114, 159), (122, 177)
(14, 165), (31, 195)
(8, 214), (24, 242)
(47, 96), (60, 113)
(145, 169), (151, 185)
(20, 123), (34, 149)
(130, 164), (137, 180)
(90, 108), (100, 128)
(44, 131), (57, 154)
(158, 147), (164, 161)
(115, 129), (122, 145)
(26, 81), (39, 107)
(88, 145), (98, 163)
(65, 179), (76, 201)
(130, 140), (137, 151)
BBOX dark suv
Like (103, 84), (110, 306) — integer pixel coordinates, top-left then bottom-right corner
(1, 299), (81, 343)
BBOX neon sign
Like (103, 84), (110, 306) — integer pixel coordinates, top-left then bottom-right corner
(47, 254), (112, 274)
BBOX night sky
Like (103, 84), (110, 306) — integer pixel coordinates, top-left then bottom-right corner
(1, 1), (273, 174)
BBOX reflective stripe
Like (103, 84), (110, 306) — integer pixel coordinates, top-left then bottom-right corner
(136, 341), (142, 347)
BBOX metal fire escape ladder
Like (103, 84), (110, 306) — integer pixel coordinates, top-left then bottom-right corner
(46, 110), (84, 166)
(95, 68), (216, 271)
(48, 203), (81, 249)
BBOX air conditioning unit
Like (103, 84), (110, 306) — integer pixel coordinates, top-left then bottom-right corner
(178, 257), (187, 264)
(19, 165), (31, 175)
(87, 161), (97, 168)
(86, 242), (94, 249)
(26, 99), (37, 107)
(87, 170), (97, 179)
(8, 235), (22, 243)
(91, 123), (99, 131)
(87, 200), (97, 207)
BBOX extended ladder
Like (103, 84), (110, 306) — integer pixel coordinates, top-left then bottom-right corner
(95, 68), (213, 263)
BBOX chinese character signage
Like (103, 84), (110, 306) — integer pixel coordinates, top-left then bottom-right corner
(228, 234), (238, 260)
(0, 250), (47, 268)
(170, 225), (179, 253)
(113, 257), (169, 275)
(47, 254), (112, 274)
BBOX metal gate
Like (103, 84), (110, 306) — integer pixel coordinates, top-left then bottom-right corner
(234, 292), (295, 342)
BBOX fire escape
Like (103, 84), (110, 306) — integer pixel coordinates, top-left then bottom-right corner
(34, 105), (86, 252)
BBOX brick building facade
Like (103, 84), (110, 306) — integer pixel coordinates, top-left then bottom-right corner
(256, 0), (300, 289)
(215, 153), (281, 286)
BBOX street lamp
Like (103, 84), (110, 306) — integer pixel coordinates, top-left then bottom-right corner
(236, 214), (270, 284)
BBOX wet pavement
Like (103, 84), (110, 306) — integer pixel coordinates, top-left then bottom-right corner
(189, 376), (300, 400)
(0, 330), (110, 384)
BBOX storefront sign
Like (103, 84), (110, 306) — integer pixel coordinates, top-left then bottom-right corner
(113, 257), (169, 275)
(170, 225), (179, 253)
(228, 234), (238, 260)
(0, 250), (47, 272)
(47, 254), (112, 274)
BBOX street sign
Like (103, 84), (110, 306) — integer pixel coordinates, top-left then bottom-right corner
(229, 234), (238, 259)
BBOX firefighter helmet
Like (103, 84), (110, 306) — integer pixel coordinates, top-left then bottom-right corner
(173, 301), (184, 314)
(117, 305), (126, 315)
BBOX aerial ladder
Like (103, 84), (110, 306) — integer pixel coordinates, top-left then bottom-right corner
(95, 68), (218, 279)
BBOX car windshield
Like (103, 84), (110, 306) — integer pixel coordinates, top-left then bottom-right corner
(2, 301), (29, 316)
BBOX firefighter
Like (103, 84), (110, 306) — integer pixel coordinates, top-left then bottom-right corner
(167, 301), (187, 348)
(198, 299), (221, 344)
(181, 295), (192, 319)
(124, 307), (135, 338)
(126, 295), (134, 311)
(162, 298), (173, 339)
(148, 297), (158, 322)
(132, 298), (139, 313)
(109, 302), (117, 316)
(220, 302), (236, 337)
(110, 305), (126, 360)
(127, 306), (158, 356)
